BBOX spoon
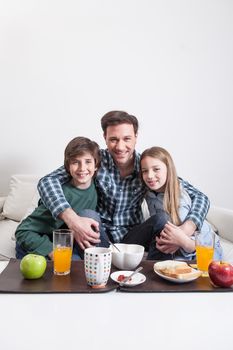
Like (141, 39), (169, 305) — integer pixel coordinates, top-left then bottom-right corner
(119, 266), (143, 286)
(102, 237), (121, 252)
(109, 241), (121, 252)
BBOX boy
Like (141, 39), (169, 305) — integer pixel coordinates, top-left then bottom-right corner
(15, 136), (107, 259)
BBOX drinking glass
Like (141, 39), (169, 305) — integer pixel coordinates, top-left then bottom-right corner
(53, 229), (73, 275)
(195, 231), (215, 276)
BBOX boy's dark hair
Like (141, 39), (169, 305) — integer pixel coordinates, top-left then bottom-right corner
(64, 137), (101, 174)
(101, 110), (139, 136)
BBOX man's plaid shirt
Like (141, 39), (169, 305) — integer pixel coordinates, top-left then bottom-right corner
(38, 149), (210, 242)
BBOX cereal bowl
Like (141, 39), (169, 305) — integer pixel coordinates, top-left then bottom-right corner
(111, 243), (144, 270)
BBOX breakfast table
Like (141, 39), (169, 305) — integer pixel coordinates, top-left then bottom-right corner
(0, 259), (232, 350)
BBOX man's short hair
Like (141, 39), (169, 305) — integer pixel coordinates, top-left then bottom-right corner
(101, 111), (139, 135)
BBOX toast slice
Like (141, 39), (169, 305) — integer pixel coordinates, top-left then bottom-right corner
(174, 270), (202, 280)
(160, 265), (192, 278)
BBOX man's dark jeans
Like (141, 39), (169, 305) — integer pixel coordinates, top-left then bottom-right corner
(122, 209), (172, 260)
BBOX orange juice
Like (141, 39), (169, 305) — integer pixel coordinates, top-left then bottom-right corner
(53, 246), (72, 275)
(196, 245), (214, 272)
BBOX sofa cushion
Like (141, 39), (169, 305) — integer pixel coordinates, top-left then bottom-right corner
(0, 219), (19, 258)
(0, 197), (6, 212)
(219, 237), (233, 263)
(207, 206), (233, 243)
(0, 175), (40, 222)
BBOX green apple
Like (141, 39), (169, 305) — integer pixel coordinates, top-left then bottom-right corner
(20, 254), (47, 279)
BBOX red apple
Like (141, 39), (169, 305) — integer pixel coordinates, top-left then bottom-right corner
(208, 261), (233, 288)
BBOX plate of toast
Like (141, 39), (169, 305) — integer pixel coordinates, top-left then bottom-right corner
(154, 260), (202, 283)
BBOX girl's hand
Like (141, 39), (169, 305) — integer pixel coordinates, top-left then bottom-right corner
(161, 222), (186, 246)
(179, 220), (196, 236)
(156, 222), (181, 253)
(155, 236), (179, 254)
(157, 221), (195, 253)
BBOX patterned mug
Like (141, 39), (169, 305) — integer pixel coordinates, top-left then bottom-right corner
(84, 247), (112, 288)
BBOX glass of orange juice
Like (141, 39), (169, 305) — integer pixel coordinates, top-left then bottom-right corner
(195, 231), (215, 276)
(53, 229), (73, 275)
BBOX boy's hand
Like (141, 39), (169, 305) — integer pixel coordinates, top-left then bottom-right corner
(48, 251), (54, 260)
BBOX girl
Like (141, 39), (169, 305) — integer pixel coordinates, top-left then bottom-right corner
(140, 146), (222, 261)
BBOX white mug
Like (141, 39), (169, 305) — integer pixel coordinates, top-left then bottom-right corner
(84, 247), (112, 288)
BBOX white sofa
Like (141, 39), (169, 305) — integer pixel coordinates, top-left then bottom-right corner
(1, 174), (233, 262)
(0, 174), (41, 259)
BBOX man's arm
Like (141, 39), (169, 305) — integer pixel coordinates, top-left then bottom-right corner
(38, 167), (100, 249)
(179, 177), (210, 230)
(38, 166), (71, 218)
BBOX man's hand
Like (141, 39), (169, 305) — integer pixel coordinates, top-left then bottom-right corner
(59, 208), (101, 250)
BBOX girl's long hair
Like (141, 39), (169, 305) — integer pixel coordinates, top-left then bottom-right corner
(140, 146), (181, 225)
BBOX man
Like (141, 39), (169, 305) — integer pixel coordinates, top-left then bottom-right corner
(38, 111), (209, 258)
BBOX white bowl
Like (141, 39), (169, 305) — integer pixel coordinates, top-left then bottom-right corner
(111, 243), (145, 270)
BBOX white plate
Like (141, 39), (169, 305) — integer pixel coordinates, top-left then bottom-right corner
(110, 270), (146, 287)
(154, 261), (202, 284)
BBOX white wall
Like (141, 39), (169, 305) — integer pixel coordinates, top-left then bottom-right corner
(0, 0), (233, 209)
